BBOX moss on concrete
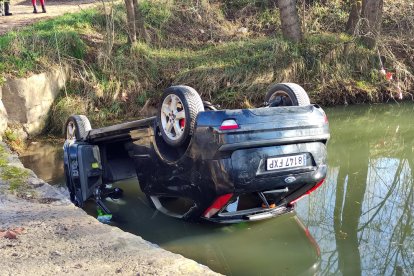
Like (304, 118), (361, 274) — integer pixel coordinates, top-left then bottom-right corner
(0, 144), (32, 197)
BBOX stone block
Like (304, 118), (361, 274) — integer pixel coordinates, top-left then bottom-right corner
(0, 86), (8, 136)
(1, 67), (68, 135)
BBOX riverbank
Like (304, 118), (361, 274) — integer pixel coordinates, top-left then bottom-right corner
(0, 0), (412, 135)
(0, 142), (218, 275)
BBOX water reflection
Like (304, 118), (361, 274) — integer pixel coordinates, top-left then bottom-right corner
(20, 103), (414, 275)
(20, 140), (65, 185)
(296, 103), (414, 275)
(84, 179), (320, 275)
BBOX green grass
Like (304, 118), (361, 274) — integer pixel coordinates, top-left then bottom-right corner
(0, 9), (96, 78)
(140, 0), (172, 29)
(0, 1), (391, 134)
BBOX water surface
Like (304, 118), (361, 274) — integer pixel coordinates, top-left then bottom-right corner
(21, 103), (414, 275)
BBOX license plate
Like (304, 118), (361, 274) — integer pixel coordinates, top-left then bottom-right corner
(266, 154), (306, 171)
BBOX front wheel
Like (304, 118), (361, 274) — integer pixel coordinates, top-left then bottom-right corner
(265, 83), (310, 107)
(65, 115), (92, 141)
(158, 85), (204, 147)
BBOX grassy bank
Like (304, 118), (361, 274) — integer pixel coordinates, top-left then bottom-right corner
(0, 0), (412, 134)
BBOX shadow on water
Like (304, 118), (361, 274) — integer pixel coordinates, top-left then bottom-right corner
(20, 103), (414, 275)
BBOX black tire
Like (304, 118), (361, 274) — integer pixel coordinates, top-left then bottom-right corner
(158, 85), (204, 147)
(65, 115), (92, 140)
(265, 83), (310, 106)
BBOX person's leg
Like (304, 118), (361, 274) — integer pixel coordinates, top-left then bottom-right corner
(39, 0), (45, 13)
(32, 0), (38, 13)
(4, 0), (12, 16)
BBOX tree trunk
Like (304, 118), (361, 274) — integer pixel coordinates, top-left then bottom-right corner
(124, 0), (137, 43)
(132, 0), (149, 42)
(346, 0), (361, 34)
(361, 0), (383, 48)
(278, 0), (303, 42)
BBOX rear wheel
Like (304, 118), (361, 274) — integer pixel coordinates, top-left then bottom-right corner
(265, 83), (310, 106)
(65, 115), (91, 140)
(203, 100), (218, 111)
(158, 86), (204, 147)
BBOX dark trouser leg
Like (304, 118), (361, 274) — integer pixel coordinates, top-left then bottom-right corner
(4, 1), (12, 16)
(39, 0), (45, 13)
(32, 0), (37, 13)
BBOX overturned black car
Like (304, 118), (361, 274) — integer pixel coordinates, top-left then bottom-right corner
(63, 83), (330, 223)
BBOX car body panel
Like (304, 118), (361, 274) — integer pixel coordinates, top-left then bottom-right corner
(64, 104), (330, 223)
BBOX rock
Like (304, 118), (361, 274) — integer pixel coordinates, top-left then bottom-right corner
(50, 250), (63, 257)
(4, 230), (17, 239)
(12, 227), (24, 234)
(0, 86), (8, 136)
(1, 67), (68, 135)
(237, 27), (248, 34)
(0, 227), (24, 239)
(28, 177), (45, 188)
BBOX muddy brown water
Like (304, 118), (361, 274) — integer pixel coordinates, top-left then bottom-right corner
(20, 103), (414, 275)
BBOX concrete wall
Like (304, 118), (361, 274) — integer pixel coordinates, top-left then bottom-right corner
(0, 86), (8, 135)
(0, 67), (67, 136)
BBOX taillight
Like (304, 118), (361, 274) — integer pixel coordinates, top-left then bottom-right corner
(289, 179), (325, 205)
(324, 114), (329, 124)
(203, 193), (233, 218)
(219, 119), (239, 130)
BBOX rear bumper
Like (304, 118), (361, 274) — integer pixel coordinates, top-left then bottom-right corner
(201, 164), (326, 222)
(204, 205), (295, 223)
(198, 141), (327, 221)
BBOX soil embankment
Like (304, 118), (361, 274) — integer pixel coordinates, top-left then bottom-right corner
(0, 142), (218, 275)
(0, 0), (99, 35)
(1, 0), (413, 134)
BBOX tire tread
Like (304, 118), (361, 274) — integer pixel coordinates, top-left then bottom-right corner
(65, 115), (92, 140)
(280, 83), (310, 106)
(265, 83), (310, 106)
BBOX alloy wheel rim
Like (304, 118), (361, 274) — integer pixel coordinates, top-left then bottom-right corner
(66, 121), (76, 140)
(160, 94), (186, 141)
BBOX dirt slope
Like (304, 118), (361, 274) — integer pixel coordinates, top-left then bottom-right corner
(0, 0), (99, 35)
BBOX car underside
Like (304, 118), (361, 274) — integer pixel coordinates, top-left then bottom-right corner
(63, 83), (330, 223)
